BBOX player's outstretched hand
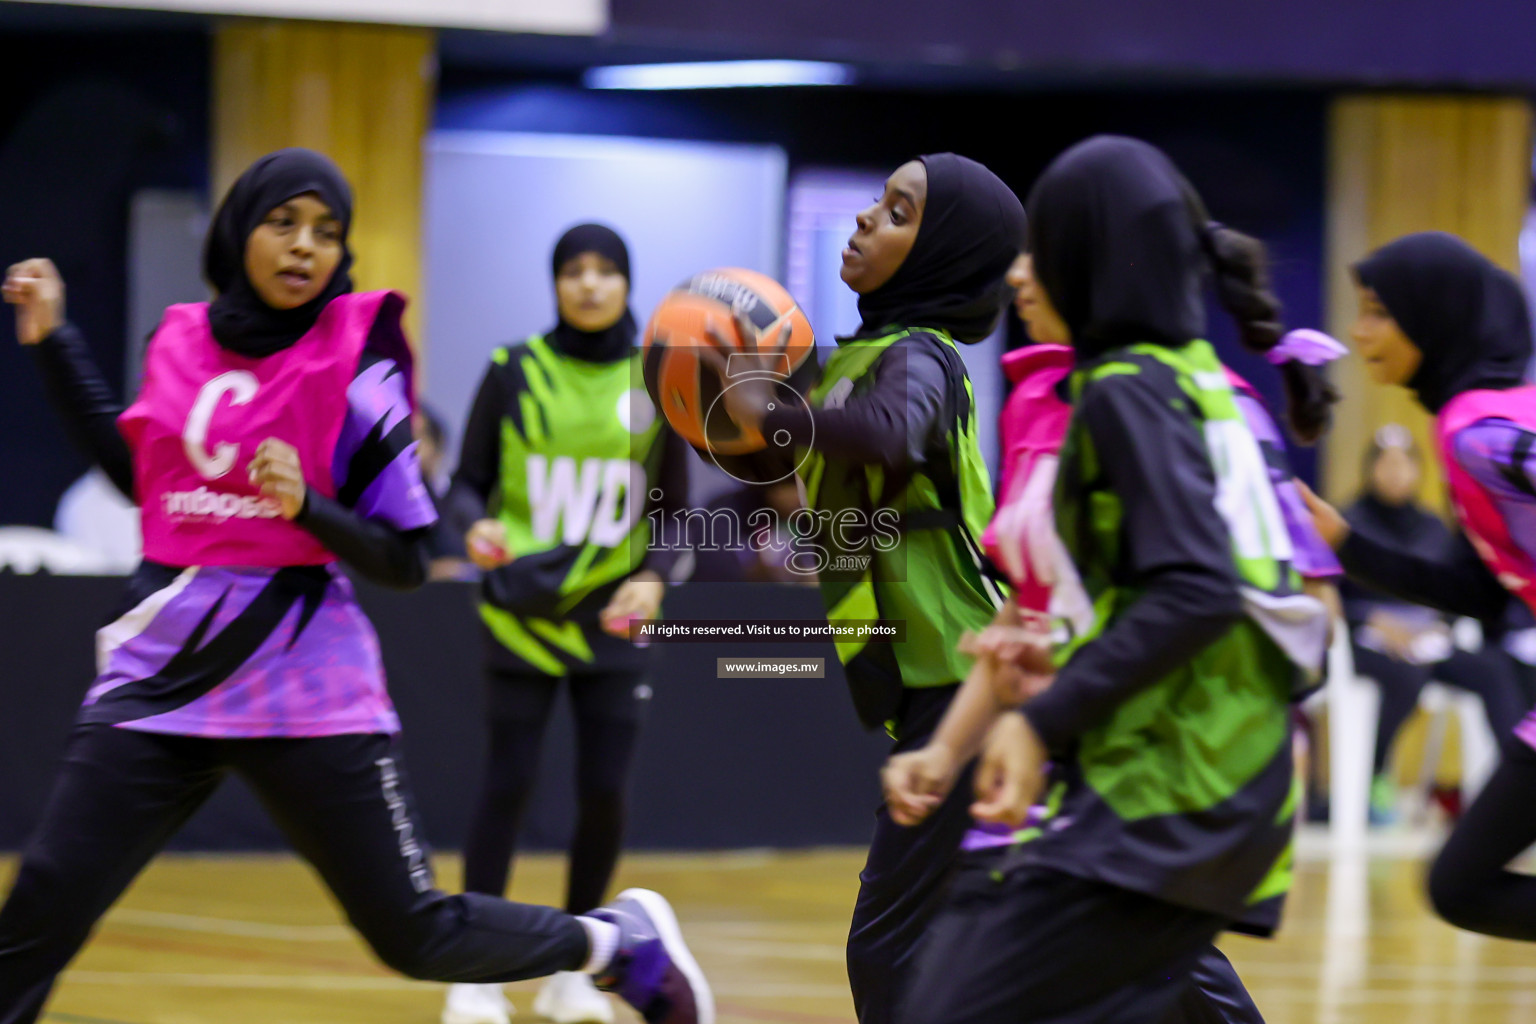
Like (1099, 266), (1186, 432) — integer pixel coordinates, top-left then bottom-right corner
(987, 655), (1056, 706)
(601, 569), (665, 639)
(1297, 480), (1350, 551)
(697, 325), (774, 435)
(959, 624), (1055, 675)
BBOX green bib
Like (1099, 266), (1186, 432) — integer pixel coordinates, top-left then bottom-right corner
(1059, 340), (1327, 676)
(1035, 338), (1305, 919)
(800, 327), (1005, 729)
(479, 335), (665, 674)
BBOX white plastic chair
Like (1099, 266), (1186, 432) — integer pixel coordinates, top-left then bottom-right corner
(1414, 682), (1499, 809)
(1316, 619), (1376, 851)
(1317, 616), (1500, 848)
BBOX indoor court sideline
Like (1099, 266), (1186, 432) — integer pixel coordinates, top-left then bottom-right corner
(7, 835), (1535, 1024)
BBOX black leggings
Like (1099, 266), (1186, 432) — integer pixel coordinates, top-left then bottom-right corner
(846, 687), (973, 1024)
(847, 760), (975, 1024)
(1428, 736), (1536, 940)
(462, 669), (645, 915)
(900, 860), (1259, 1024)
(1352, 643), (1527, 774)
(845, 686), (1264, 1024)
(0, 725), (587, 1024)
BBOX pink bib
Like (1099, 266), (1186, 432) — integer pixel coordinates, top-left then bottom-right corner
(1437, 387), (1536, 609)
(982, 345), (1074, 610)
(121, 292), (403, 567)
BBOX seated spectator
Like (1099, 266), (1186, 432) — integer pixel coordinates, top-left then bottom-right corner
(1345, 426), (1527, 823)
(414, 404), (473, 581)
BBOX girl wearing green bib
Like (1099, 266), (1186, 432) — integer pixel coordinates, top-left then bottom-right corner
(899, 137), (1332, 1024)
(446, 225), (689, 1024)
(711, 154), (1024, 1024)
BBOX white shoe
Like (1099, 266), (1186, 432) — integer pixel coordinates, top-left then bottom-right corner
(443, 982), (514, 1024)
(534, 970), (615, 1024)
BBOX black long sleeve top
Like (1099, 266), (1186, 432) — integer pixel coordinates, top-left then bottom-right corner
(30, 323), (428, 588)
(1020, 361), (1247, 751)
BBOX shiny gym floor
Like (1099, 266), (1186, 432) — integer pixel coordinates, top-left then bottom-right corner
(3, 830), (1534, 1024)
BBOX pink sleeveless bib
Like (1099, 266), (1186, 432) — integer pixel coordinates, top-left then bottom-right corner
(982, 344), (1074, 609)
(121, 291), (402, 567)
(1437, 386), (1536, 608)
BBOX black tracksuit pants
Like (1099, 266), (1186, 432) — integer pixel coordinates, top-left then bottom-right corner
(0, 724), (588, 1024)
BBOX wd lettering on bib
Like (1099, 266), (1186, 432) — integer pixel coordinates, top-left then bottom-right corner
(526, 455), (644, 547)
(476, 334), (668, 674)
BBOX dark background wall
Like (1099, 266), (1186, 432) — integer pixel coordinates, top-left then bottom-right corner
(605, 0), (1536, 90)
(0, 29), (207, 528)
(0, 576), (891, 852)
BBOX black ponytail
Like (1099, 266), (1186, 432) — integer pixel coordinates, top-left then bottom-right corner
(1202, 223), (1340, 445)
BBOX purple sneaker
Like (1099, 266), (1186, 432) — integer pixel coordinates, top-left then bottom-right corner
(588, 888), (714, 1024)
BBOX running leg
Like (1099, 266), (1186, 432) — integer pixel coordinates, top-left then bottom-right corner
(566, 671), (646, 914)
(0, 726), (223, 1024)
(235, 732), (586, 982)
(1427, 737), (1536, 939)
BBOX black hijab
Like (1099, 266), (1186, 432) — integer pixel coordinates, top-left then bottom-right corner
(548, 223), (637, 364)
(203, 148), (354, 359)
(1353, 232), (1533, 413)
(1347, 431), (1448, 576)
(1025, 136), (1209, 362)
(1349, 430), (1433, 543)
(855, 153), (1027, 344)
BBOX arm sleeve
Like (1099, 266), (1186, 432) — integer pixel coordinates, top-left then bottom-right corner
(1454, 417), (1536, 570)
(295, 492), (429, 589)
(761, 338), (950, 468)
(1330, 418), (1523, 622)
(1337, 517), (1508, 621)
(293, 355), (436, 589)
(28, 323), (135, 499)
(440, 479), (488, 545)
(1020, 370), (1246, 752)
(450, 364), (506, 505)
(643, 427), (691, 580)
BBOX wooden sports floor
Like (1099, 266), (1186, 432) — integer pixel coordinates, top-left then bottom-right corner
(4, 834), (1535, 1024)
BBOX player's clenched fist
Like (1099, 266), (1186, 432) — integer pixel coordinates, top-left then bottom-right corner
(4, 258), (65, 346)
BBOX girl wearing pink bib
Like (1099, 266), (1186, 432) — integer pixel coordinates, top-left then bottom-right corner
(1308, 230), (1536, 944)
(0, 149), (711, 1024)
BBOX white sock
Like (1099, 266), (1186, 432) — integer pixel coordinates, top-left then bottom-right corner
(576, 917), (621, 975)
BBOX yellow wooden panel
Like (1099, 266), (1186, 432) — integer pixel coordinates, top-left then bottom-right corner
(211, 20), (434, 364)
(1324, 93), (1533, 510)
(1325, 94), (1532, 788)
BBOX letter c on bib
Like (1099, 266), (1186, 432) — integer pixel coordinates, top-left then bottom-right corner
(184, 371), (259, 480)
